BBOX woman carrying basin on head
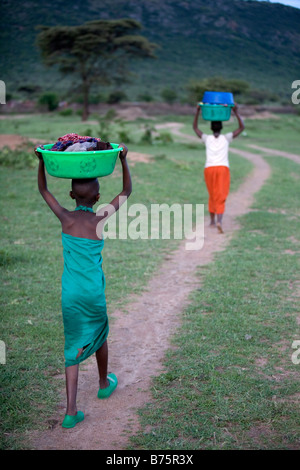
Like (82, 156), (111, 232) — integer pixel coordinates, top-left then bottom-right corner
(193, 103), (244, 233)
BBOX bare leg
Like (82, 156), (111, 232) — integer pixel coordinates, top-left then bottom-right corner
(209, 212), (215, 226)
(65, 364), (79, 415)
(96, 340), (109, 389)
(216, 214), (224, 233)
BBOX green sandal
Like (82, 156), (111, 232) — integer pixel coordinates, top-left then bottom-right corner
(97, 373), (118, 399)
(62, 410), (84, 428)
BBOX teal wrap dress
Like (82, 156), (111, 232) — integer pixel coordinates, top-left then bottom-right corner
(61, 232), (109, 368)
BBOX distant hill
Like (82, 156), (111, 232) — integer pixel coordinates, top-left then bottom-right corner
(1, 0), (300, 102)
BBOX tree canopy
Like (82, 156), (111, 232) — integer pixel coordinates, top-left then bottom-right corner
(36, 19), (157, 119)
(186, 77), (250, 104)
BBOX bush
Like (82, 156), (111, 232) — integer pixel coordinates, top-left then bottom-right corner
(104, 109), (117, 121)
(59, 108), (73, 116)
(97, 110), (118, 141)
(118, 130), (133, 143)
(0, 145), (37, 169)
(140, 126), (154, 145)
(155, 131), (173, 144)
(107, 90), (127, 104)
(38, 92), (59, 111)
(137, 92), (154, 102)
(161, 88), (177, 105)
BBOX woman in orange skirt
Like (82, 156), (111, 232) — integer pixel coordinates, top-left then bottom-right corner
(193, 104), (244, 233)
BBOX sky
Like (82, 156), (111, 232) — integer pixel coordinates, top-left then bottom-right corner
(258, 0), (300, 7)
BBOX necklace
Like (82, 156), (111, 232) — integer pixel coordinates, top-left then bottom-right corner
(75, 205), (94, 213)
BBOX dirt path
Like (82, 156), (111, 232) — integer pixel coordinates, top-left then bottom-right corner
(30, 124), (271, 450)
(248, 144), (300, 165)
(0, 134), (41, 149)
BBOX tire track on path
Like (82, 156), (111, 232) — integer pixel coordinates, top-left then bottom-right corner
(31, 124), (271, 450)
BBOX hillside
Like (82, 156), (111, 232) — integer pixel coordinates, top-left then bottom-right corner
(1, 0), (300, 101)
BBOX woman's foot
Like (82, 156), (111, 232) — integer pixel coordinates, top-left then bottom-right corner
(216, 214), (224, 233)
(97, 373), (118, 399)
(209, 213), (215, 226)
(216, 222), (224, 234)
(62, 411), (84, 428)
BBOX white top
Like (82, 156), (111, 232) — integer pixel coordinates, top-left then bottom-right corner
(201, 132), (233, 168)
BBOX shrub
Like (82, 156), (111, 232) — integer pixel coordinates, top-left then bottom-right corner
(118, 130), (133, 143)
(155, 131), (173, 144)
(138, 92), (154, 102)
(59, 108), (73, 116)
(106, 90), (128, 104)
(140, 126), (153, 145)
(38, 92), (59, 111)
(104, 109), (117, 121)
(0, 145), (37, 169)
(161, 88), (177, 105)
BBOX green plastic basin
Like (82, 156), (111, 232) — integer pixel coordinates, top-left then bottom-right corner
(200, 103), (233, 122)
(36, 143), (122, 179)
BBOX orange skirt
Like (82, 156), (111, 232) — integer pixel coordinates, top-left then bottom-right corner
(204, 166), (230, 214)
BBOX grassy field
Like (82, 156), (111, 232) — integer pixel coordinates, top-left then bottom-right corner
(0, 111), (299, 449)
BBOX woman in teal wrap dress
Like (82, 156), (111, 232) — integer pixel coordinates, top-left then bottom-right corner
(35, 143), (132, 429)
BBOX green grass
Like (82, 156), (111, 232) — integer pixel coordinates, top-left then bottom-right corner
(0, 113), (252, 449)
(129, 154), (300, 450)
(0, 113), (101, 142)
(234, 114), (300, 155)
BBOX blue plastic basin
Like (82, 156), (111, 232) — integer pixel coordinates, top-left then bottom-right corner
(203, 91), (234, 105)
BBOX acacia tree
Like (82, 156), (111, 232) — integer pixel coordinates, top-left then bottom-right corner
(36, 19), (157, 120)
(186, 77), (250, 105)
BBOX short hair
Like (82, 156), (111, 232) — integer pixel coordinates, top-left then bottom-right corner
(211, 121), (223, 133)
(71, 178), (99, 202)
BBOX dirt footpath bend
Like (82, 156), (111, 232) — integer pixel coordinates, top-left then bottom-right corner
(248, 144), (300, 165)
(31, 125), (271, 450)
